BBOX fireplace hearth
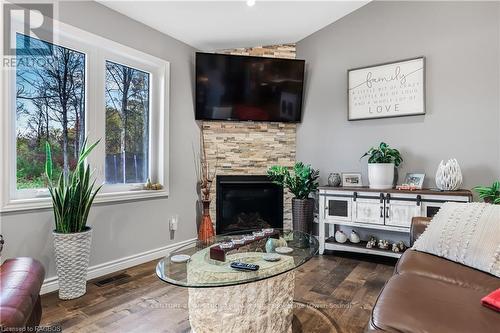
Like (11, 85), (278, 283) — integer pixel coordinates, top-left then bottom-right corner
(216, 175), (284, 234)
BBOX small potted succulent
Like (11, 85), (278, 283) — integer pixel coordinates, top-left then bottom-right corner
(45, 139), (102, 300)
(474, 181), (500, 204)
(361, 142), (403, 189)
(268, 162), (319, 234)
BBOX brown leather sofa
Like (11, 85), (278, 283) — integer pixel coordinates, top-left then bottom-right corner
(0, 257), (45, 329)
(367, 217), (500, 333)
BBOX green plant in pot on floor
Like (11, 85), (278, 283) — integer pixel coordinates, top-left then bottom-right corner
(474, 181), (500, 204)
(268, 162), (319, 234)
(361, 142), (403, 189)
(45, 139), (102, 300)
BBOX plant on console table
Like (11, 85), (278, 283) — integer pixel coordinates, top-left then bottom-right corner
(474, 181), (500, 204)
(268, 162), (319, 234)
(361, 142), (403, 189)
(45, 139), (102, 300)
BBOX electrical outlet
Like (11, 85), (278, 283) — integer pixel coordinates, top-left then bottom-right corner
(170, 215), (178, 231)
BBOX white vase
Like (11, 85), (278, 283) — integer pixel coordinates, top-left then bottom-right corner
(349, 230), (360, 243)
(53, 227), (92, 300)
(335, 230), (347, 243)
(435, 159), (463, 191)
(368, 163), (395, 189)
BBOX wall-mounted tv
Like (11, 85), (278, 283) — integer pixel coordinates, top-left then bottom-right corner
(195, 52), (305, 122)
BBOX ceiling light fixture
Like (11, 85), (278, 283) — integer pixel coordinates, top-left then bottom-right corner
(247, 0), (256, 7)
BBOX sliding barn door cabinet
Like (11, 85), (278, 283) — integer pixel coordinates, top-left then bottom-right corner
(318, 187), (472, 258)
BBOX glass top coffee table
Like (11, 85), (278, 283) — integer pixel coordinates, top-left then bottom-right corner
(156, 229), (318, 333)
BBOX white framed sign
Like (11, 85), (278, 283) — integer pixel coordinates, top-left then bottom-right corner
(348, 57), (425, 121)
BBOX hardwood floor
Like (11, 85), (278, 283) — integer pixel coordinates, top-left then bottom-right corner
(41, 252), (396, 333)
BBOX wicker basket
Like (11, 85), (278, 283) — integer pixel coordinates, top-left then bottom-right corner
(292, 198), (315, 233)
(53, 227), (92, 300)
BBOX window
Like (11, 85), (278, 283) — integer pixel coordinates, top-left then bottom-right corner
(1, 18), (169, 211)
(105, 61), (150, 185)
(15, 34), (86, 189)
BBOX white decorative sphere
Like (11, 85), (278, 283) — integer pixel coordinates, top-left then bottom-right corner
(349, 230), (361, 243)
(335, 230), (347, 243)
(435, 158), (463, 191)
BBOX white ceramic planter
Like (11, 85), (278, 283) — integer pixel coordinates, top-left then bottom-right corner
(53, 227), (92, 300)
(368, 163), (395, 189)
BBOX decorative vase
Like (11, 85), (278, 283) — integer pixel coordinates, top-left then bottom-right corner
(328, 173), (341, 187)
(292, 198), (315, 234)
(198, 200), (215, 242)
(335, 230), (347, 243)
(435, 159), (463, 191)
(368, 163), (395, 189)
(53, 227), (92, 300)
(265, 238), (278, 253)
(349, 230), (360, 243)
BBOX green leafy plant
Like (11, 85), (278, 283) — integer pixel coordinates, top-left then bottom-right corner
(361, 142), (403, 166)
(474, 181), (500, 204)
(45, 139), (102, 233)
(267, 162), (319, 199)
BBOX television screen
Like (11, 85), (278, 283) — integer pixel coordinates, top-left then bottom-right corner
(195, 52), (305, 122)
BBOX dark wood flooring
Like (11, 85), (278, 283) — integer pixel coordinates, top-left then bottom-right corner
(41, 252), (396, 333)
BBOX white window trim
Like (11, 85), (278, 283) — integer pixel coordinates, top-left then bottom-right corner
(0, 16), (170, 213)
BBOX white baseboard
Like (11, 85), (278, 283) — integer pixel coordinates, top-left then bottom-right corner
(40, 237), (197, 295)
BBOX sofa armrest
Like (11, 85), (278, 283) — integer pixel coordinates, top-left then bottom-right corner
(410, 217), (431, 246)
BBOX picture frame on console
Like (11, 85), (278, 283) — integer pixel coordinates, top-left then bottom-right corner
(403, 173), (425, 189)
(347, 57), (426, 121)
(342, 173), (362, 187)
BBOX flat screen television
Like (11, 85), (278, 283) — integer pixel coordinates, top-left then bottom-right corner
(195, 52), (305, 122)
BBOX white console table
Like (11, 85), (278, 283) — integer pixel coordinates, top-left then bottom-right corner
(318, 187), (472, 258)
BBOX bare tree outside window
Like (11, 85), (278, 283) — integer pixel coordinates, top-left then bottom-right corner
(105, 61), (150, 184)
(15, 34), (85, 189)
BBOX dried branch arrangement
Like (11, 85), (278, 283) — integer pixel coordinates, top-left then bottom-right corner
(194, 128), (217, 202)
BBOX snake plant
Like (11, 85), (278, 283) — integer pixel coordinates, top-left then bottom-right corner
(474, 181), (500, 204)
(45, 139), (102, 233)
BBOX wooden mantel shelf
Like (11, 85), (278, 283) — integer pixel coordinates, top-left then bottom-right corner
(319, 186), (472, 198)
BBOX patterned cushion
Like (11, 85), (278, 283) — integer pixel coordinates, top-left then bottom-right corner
(412, 202), (500, 277)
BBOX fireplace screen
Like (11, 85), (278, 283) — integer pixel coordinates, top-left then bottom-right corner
(216, 175), (284, 234)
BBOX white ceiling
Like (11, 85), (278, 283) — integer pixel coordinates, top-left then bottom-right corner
(97, 1), (369, 50)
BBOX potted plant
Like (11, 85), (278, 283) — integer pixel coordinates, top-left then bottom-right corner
(268, 162), (319, 234)
(361, 142), (403, 189)
(45, 139), (102, 300)
(474, 181), (500, 204)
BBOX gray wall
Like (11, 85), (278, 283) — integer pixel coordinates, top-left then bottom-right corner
(0, 1), (199, 279)
(296, 1), (500, 190)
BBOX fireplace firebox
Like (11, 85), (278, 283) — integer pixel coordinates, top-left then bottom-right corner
(216, 175), (284, 234)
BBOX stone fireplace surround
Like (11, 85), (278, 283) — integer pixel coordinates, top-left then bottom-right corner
(202, 121), (295, 230)
(201, 44), (297, 231)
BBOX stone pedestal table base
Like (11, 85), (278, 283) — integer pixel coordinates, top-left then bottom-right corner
(188, 270), (295, 333)
(186, 251), (296, 333)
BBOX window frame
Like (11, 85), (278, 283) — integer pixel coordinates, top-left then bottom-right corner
(1, 17), (170, 213)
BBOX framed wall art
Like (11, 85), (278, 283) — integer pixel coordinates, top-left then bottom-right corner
(348, 57), (425, 121)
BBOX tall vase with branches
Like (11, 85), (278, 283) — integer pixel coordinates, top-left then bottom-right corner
(194, 128), (217, 241)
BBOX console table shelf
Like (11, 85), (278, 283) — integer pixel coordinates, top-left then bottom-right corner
(325, 237), (403, 258)
(318, 187), (472, 257)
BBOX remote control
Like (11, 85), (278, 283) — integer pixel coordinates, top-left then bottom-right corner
(230, 262), (259, 271)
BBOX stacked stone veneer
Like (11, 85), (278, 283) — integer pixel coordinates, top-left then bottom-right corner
(203, 44), (297, 230)
(219, 44), (296, 59)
